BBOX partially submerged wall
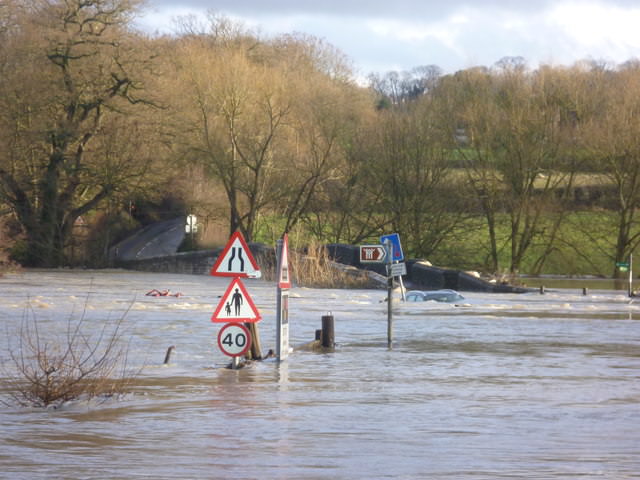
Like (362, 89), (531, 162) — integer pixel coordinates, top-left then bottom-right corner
(327, 243), (528, 293)
(116, 243), (274, 276)
(117, 242), (527, 293)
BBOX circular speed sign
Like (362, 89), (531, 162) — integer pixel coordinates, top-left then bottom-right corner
(217, 323), (252, 357)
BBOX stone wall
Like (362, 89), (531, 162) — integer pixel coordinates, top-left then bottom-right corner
(116, 249), (220, 275)
(116, 243), (275, 276)
(116, 242), (528, 293)
(327, 243), (529, 293)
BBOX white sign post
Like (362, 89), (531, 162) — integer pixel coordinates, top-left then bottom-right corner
(630, 254), (634, 298)
(185, 214), (197, 233)
(185, 214), (198, 250)
(276, 291), (289, 361)
(276, 234), (291, 361)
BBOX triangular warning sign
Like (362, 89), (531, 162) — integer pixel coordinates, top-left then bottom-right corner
(211, 278), (262, 323)
(278, 233), (292, 289)
(210, 231), (261, 278)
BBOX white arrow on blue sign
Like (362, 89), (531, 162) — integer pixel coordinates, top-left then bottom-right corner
(380, 233), (404, 262)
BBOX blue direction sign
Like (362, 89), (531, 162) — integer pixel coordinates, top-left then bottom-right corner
(380, 233), (404, 262)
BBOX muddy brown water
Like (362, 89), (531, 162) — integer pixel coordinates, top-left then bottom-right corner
(1, 270), (638, 479)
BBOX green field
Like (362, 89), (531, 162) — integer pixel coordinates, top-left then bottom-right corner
(249, 210), (632, 279)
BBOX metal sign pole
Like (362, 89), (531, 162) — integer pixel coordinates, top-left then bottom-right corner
(629, 254), (633, 297)
(275, 238), (290, 361)
(385, 239), (393, 349)
(276, 238), (284, 359)
(397, 270), (406, 302)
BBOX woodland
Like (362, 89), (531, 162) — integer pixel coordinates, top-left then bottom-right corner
(2, 0), (640, 277)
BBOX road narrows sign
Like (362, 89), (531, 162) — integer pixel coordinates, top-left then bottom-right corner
(211, 277), (262, 323)
(217, 323), (252, 357)
(210, 231), (261, 278)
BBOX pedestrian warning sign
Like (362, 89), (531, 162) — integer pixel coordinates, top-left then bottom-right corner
(210, 231), (261, 278)
(211, 277), (262, 323)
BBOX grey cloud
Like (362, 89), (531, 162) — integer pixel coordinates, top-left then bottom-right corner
(140, 0), (640, 75)
(147, 0), (557, 18)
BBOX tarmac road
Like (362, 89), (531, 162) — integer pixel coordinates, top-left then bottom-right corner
(110, 217), (186, 261)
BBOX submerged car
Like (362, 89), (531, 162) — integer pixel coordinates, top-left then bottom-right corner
(405, 289), (464, 303)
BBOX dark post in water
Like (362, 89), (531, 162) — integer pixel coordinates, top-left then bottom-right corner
(321, 315), (335, 348)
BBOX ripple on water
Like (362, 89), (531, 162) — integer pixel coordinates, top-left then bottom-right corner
(0, 271), (639, 479)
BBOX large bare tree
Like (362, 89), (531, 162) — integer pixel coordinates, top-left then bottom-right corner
(361, 98), (468, 259)
(169, 20), (365, 243)
(171, 38), (291, 240)
(0, 0), (158, 266)
(580, 62), (640, 275)
(439, 63), (578, 274)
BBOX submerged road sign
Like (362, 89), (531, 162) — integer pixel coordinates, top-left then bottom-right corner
(359, 245), (387, 263)
(210, 231), (261, 278)
(211, 277), (262, 323)
(217, 323), (252, 357)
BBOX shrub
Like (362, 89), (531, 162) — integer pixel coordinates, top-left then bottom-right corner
(291, 242), (380, 289)
(3, 300), (137, 408)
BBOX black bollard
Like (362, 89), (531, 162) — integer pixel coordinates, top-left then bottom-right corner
(583, 287), (588, 296)
(321, 315), (335, 348)
(163, 345), (175, 364)
(540, 285), (545, 295)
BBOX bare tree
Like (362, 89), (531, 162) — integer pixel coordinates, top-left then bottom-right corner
(580, 62), (640, 275)
(0, 0), (158, 266)
(368, 65), (442, 107)
(271, 36), (370, 238)
(3, 299), (137, 408)
(362, 98), (468, 259)
(439, 63), (579, 274)
(176, 43), (292, 240)
(169, 20), (364, 243)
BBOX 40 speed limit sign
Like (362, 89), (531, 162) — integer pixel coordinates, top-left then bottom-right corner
(217, 323), (252, 357)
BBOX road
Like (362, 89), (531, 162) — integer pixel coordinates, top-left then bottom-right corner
(110, 217), (186, 261)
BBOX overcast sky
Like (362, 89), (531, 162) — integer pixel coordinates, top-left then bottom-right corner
(137, 0), (640, 77)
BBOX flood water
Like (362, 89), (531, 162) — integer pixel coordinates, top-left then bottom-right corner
(1, 269), (639, 479)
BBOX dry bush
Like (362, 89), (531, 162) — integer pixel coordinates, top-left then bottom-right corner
(3, 300), (137, 408)
(290, 242), (381, 289)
